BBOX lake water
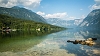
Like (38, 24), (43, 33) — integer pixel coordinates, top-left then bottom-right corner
(0, 29), (100, 56)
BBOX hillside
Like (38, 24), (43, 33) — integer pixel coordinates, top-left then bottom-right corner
(0, 6), (46, 23)
(0, 14), (65, 31)
(78, 9), (100, 29)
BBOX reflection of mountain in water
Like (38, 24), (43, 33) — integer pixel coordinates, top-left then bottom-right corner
(79, 29), (100, 48)
(0, 29), (100, 56)
(60, 29), (100, 56)
(0, 30), (61, 52)
(67, 38), (97, 47)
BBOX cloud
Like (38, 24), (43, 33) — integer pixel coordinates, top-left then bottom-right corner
(36, 11), (85, 20)
(91, 0), (100, 10)
(36, 11), (45, 16)
(0, 0), (17, 8)
(0, 0), (41, 9)
(45, 13), (67, 19)
(37, 11), (68, 19)
(45, 12), (68, 19)
(91, 4), (100, 10)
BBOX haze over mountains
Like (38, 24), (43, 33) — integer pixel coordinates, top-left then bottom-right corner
(46, 9), (100, 29)
(46, 18), (83, 28)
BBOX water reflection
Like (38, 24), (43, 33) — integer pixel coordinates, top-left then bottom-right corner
(79, 29), (100, 48)
(67, 38), (97, 46)
(0, 29), (100, 56)
(0, 30), (60, 52)
(60, 29), (100, 56)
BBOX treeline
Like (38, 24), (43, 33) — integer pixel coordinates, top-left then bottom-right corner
(0, 14), (65, 31)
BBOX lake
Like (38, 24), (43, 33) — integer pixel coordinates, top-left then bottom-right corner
(0, 29), (100, 56)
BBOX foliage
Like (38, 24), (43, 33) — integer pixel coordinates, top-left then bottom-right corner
(0, 14), (65, 31)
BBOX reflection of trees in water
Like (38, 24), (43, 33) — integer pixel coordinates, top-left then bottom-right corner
(0, 30), (61, 52)
(0, 31), (45, 52)
(0, 29), (61, 38)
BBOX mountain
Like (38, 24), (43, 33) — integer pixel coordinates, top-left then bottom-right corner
(46, 18), (68, 28)
(0, 14), (65, 31)
(0, 6), (46, 23)
(78, 9), (100, 29)
(46, 18), (82, 28)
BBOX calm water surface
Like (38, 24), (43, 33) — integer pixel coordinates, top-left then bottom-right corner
(0, 29), (100, 56)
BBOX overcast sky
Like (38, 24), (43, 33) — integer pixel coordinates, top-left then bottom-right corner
(0, 0), (100, 20)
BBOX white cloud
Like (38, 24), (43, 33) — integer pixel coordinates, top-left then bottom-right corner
(36, 11), (86, 20)
(91, 4), (100, 10)
(0, 0), (17, 8)
(45, 12), (68, 19)
(36, 11), (68, 19)
(91, 0), (100, 10)
(36, 11), (45, 16)
(0, 0), (41, 9)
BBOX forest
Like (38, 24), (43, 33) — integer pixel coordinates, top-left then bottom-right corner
(0, 14), (65, 32)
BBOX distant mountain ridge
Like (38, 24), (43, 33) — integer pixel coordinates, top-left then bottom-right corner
(78, 9), (100, 29)
(0, 6), (47, 23)
(46, 18), (82, 28)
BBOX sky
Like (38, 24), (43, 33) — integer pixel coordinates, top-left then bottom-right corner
(0, 0), (100, 20)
